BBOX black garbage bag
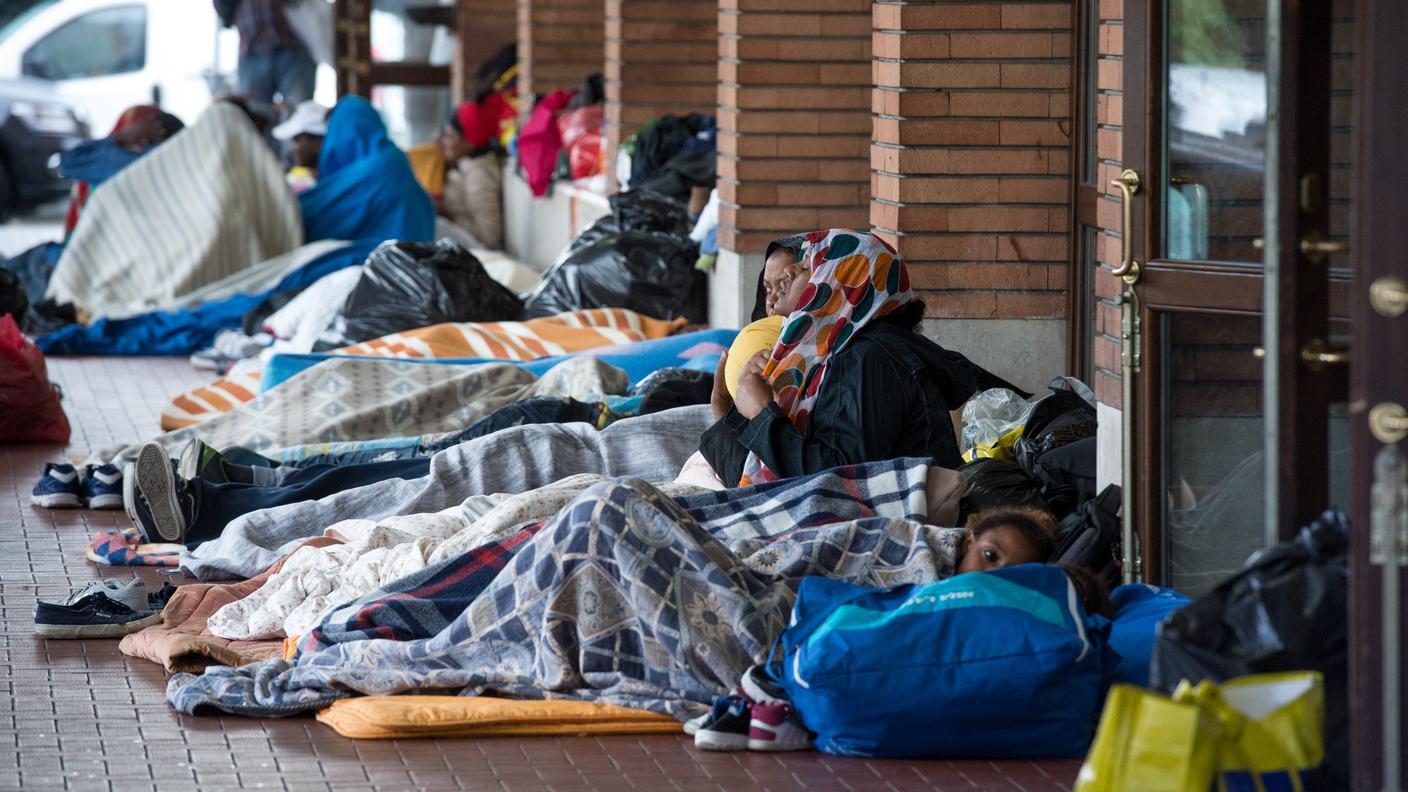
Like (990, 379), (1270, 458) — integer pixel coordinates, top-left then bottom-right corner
(524, 190), (702, 322)
(1151, 510), (1348, 789)
(957, 458), (1048, 517)
(1014, 387), (1097, 474)
(632, 367), (713, 414)
(337, 239), (524, 344)
(629, 114), (714, 187)
(1050, 484), (1122, 588)
(0, 266), (26, 324)
(634, 149), (716, 203)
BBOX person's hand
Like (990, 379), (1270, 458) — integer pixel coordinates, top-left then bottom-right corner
(735, 378), (774, 422)
(710, 351), (733, 421)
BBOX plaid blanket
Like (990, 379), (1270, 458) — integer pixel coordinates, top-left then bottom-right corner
(167, 459), (946, 717)
(161, 308), (683, 430)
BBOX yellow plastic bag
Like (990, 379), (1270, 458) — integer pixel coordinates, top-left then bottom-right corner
(960, 425), (1024, 463)
(1075, 672), (1324, 792)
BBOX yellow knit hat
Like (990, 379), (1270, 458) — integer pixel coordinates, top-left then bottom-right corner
(725, 315), (785, 398)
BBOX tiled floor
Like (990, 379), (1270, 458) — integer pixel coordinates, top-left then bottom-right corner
(1, 356), (1082, 791)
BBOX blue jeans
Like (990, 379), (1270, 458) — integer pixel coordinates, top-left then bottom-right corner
(238, 45), (316, 110)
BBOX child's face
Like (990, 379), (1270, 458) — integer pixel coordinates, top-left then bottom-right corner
(957, 525), (1047, 574)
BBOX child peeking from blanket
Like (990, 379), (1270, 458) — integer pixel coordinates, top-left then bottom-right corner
(956, 506), (1056, 574)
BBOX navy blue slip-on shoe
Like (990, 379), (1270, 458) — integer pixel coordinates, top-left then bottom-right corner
(32, 462), (83, 509)
(81, 464), (125, 510)
(34, 592), (160, 639)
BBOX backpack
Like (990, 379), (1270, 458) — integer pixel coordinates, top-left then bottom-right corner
(1051, 484), (1123, 589)
(771, 565), (1109, 758)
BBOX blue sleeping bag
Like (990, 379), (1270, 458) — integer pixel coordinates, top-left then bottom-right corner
(1106, 583), (1190, 687)
(773, 564), (1109, 758)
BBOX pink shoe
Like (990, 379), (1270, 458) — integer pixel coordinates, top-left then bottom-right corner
(747, 699), (811, 752)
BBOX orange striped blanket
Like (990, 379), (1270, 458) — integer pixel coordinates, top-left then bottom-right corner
(161, 308), (683, 431)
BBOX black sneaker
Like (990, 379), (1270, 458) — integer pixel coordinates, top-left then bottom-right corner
(147, 582), (178, 611)
(176, 438), (253, 485)
(34, 583), (160, 639)
(693, 693), (751, 751)
(132, 443), (195, 543)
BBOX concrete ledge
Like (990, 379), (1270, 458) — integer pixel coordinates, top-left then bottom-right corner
(502, 160), (612, 272)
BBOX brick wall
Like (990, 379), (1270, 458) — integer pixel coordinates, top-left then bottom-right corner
(871, 1), (1074, 321)
(717, 0), (874, 255)
(457, 0), (517, 98)
(1091, 0), (1125, 409)
(517, 0), (605, 100)
(605, 0), (718, 179)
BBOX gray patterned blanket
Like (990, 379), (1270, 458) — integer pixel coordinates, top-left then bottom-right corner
(168, 467), (959, 718)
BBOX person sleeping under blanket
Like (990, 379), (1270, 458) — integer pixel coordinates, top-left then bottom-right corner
(164, 474), (1097, 719)
(122, 229), (1019, 551)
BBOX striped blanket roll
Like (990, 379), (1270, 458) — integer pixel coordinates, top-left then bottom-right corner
(47, 103), (303, 319)
(159, 308), (684, 430)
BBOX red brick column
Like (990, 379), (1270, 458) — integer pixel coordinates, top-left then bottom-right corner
(713, 0), (873, 324)
(517, 0), (605, 100)
(604, 0), (718, 180)
(871, 1), (1074, 322)
(455, 0), (517, 102)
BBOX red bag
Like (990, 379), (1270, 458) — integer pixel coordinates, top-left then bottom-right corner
(557, 105), (603, 180)
(0, 313), (70, 443)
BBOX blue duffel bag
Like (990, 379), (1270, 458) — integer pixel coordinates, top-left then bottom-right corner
(771, 564), (1110, 758)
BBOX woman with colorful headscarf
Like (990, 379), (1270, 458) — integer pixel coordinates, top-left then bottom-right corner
(700, 228), (1020, 487)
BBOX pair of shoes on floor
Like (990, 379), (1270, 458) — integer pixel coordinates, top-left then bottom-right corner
(33, 577), (172, 639)
(32, 462), (123, 510)
(688, 666), (810, 752)
(124, 443), (197, 544)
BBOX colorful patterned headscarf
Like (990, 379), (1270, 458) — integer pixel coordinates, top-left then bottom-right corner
(738, 229), (913, 486)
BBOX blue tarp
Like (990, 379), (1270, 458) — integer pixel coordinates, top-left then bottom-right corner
(300, 97), (436, 244)
(260, 327), (739, 392)
(37, 241), (378, 356)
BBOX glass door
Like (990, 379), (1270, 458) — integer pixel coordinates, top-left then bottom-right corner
(1118, 0), (1351, 591)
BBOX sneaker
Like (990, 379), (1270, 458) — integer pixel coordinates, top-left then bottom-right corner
(747, 700), (811, 752)
(693, 693), (751, 752)
(147, 582), (178, 611)
(740, 664), (789, 706)
(131, 443), (195, 543)
(81, 464), (124, 510)
(685, 693), (736, 736)
(34, 580), (160, 639)
(31, 463), (82, 509)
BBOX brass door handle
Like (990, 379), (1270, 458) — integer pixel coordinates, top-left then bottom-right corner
(1371, 402), (1408, 445)
(1371, 276), (1408, 318)
(1252, 339), (1349, 371)
(1300, 338), (1349, 371)
(1109, 169), (1142, 284)
(1299, 232), (1350, 263)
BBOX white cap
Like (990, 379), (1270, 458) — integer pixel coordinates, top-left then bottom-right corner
(272, 101), (329, 140)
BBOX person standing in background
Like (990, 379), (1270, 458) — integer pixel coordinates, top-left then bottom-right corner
(215, 0), (317, 115)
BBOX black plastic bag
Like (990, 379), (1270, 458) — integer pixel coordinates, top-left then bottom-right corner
(1150, 510), (1348, 789)
(524, 190), (702, 322)
(0, 267), (26, 324)
(1014, 387), (1097, 475)
(957, 458), (1048, 517)
(1050, 484), (1122, 588)
(632, 367), (713, 414)
(1029, 436), (1097, 519)
(338, 239), (524, 344)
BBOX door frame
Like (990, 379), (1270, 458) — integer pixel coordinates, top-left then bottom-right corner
(1349, 0), (1408, 786)
(1119, 0), (1349, 584)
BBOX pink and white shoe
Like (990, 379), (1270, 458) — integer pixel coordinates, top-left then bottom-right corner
(747, 700), (811, 752)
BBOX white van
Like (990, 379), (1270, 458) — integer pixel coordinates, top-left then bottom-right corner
(0, 0), (333, 133)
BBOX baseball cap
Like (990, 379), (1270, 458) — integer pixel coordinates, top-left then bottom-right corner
(272, 101), (329, 141)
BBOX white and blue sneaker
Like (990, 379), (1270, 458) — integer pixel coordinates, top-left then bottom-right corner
(31, 463), (82, 509)
(81, 464), (124, 510)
